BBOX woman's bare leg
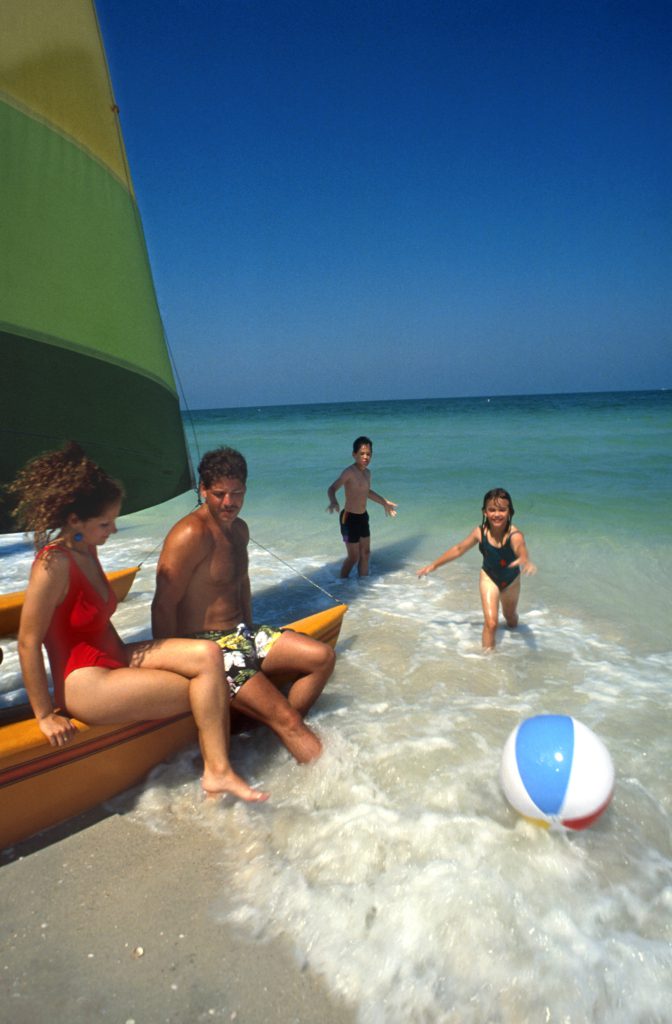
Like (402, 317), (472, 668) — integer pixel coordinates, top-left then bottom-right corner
(65, 638), (268, 802)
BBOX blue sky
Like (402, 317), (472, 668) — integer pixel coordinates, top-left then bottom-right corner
(96, 0), (671, 409)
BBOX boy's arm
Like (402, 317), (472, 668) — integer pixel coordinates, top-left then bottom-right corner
(152, 520), (206, 637)
(326, 469), (347, 513)
(368, 488), (398, 517)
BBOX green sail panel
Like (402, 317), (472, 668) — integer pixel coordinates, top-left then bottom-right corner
(0, 0), (192, 530)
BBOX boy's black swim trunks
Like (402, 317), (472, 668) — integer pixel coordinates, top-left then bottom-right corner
(339, 510), (370, 544)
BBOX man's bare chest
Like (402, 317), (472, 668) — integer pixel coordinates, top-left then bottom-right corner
(199, 539), (246, 588)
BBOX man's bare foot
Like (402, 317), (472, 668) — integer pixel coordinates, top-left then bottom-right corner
(201, 768), (269, 803)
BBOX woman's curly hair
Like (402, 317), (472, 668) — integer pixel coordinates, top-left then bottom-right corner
(8, 442), (124, 550)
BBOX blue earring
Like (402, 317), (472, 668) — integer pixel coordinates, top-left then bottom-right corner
(74, 532), (84, 542)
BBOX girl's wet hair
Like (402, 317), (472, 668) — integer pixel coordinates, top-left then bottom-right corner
(8, 441), (124, 550)
(481, 488), (515, 523)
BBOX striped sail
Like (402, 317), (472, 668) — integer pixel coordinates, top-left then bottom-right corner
(0, 0), (192, 529)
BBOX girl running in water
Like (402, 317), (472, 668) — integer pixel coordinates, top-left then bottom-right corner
(417, 488), (536, 649)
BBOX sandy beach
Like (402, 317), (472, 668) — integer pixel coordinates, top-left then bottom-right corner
(1, 804), (354, 1024)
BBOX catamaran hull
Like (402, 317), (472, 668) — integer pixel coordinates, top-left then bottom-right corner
(0, 604), (347, 849)
(0, 566), (139, 638)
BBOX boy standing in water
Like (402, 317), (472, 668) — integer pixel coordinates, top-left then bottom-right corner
(327, 436), (397, 578)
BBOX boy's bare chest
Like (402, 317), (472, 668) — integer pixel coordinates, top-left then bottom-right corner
(345, 469), (370, 496)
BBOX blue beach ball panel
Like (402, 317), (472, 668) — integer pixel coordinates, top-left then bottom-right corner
(514, 714), (574, 815)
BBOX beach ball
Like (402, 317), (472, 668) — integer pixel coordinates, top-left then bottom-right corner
(500, 715), (614, 830)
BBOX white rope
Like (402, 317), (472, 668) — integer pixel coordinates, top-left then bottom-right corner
(250, 536), (341, 605)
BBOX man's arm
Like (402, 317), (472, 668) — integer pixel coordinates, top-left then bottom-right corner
(151, 519), (208, 638)
(237, 520), (253, 623)
(240, 574), (253, 624)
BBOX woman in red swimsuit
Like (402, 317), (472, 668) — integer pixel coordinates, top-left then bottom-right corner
(11, 442), (267, 803)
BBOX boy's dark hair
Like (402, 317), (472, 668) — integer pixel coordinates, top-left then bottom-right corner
(352, 436), (372, 454)
(198, 447), (248, 488)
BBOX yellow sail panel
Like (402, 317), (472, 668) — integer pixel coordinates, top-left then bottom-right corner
(0, 0), (129, 188)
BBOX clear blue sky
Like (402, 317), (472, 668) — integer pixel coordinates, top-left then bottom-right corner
(96, 0), (671, 409)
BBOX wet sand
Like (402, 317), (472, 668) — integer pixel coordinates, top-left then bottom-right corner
(1, 809), (354, 1024)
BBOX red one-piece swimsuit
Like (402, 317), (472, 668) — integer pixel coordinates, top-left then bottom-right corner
(40, 545), (127, 711)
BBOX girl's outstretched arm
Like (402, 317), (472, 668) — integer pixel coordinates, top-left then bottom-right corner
(510, 530), (537, 575)
(417, 527), (481, 577)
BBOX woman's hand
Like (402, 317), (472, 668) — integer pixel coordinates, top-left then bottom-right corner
(38, 710), (77, 747)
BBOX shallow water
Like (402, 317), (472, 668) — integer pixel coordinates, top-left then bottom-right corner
(2, 390), (671, 1022)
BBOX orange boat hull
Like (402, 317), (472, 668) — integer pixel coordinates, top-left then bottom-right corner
(0, 566), (139, 638)
(0, 604), (347, 849)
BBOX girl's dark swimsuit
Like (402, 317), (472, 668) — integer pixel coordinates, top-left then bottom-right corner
(479, 527), (521, 591)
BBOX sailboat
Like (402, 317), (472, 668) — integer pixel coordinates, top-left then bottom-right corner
(0, 0), (346, 848)
(0, 0), (192, 527)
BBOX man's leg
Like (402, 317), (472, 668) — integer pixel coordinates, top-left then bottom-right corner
(232, 671), (323, 763)
(261, 630), (335, 714)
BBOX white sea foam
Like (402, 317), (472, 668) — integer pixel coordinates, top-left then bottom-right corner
(104, 544), (672, 1023)
(3, 394), (671, 1020)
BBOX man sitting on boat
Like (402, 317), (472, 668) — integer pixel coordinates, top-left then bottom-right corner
(152, 447), (335, 763)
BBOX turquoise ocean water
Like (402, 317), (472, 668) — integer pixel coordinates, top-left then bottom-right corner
(1, 390), (671, 1022)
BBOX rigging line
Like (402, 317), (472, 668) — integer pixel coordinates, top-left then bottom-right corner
(249, 536), (342, 606)
(167, 342), (201, 492)
(133, 500), (201, 569)
(132, 519), (341, 609)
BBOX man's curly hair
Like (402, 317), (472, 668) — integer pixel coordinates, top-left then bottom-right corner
(198, 447), (248, 488)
